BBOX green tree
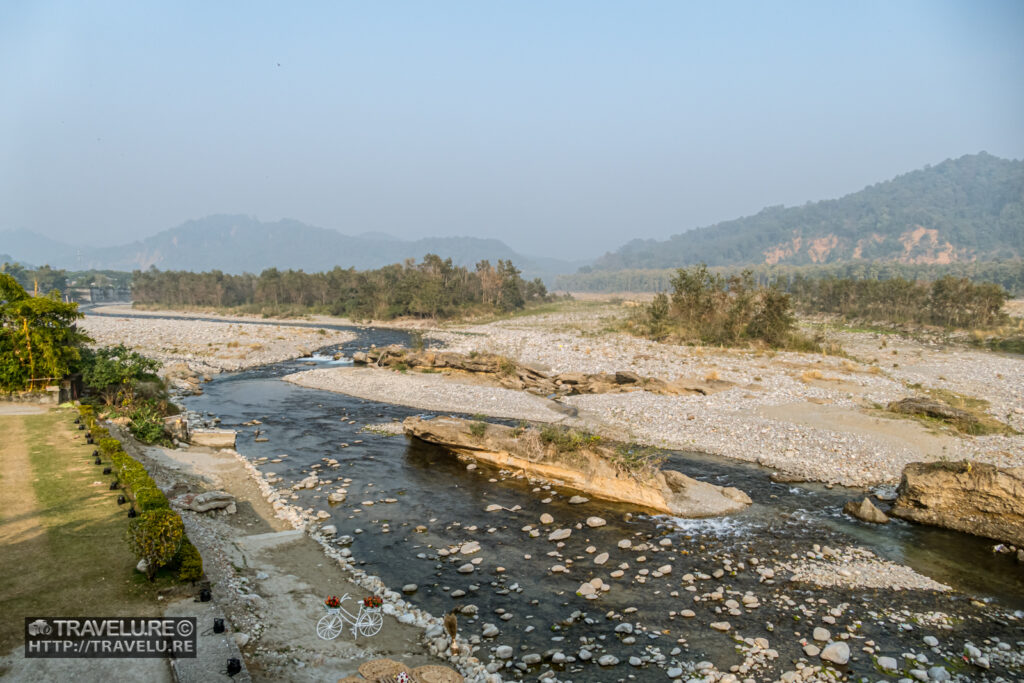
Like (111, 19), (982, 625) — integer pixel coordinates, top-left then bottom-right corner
(0, 273), (87, 391)
(80, 344), (161, 405)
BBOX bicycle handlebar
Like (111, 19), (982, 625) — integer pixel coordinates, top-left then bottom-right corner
(339, 593), (350, 603)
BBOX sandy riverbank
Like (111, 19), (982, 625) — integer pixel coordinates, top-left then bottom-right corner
(284, 366), (576, 423)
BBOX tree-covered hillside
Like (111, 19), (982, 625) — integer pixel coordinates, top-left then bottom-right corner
(592, 153), (1023, 270)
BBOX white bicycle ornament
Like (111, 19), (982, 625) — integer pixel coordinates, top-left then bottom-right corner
(317, 593), (383, 640)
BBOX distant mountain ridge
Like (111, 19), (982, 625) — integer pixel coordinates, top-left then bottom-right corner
(591, 153), (1023, 271)
(0, 216), (587, 283)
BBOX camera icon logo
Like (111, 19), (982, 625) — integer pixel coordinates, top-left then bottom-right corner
(27, 620), (51, 637)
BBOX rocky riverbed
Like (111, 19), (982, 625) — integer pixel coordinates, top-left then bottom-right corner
(85, 306), (1024, 681)
(80, 312), (356, 375)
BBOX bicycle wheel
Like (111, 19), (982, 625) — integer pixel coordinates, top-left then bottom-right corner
(357, 611), (383, 637)
(316, 613), (344, 640)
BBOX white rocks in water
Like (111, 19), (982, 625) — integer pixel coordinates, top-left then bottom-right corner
(457, 563), (475, 574)
(813, 627), (831, 642)
(594, 552), (609, 565)
(617, 539), (632, 549)
(300, 475), (319, 489)
(577, 583), (597, 597)
(481, 623), (499, 638)
(667, 666), (683, 678)
(820, 641), (850, 665)
(460, 541), (481, 555)
(551, 652), (566, 665)
(803, 644), (820, 657)
(614, 623), (633, 634)
(522, 653), (541, 665)
(495, 645), (514, 659)
(628, 656), (642, 666)
(923, 635), (939, 647)
(597, 655), (619, 667)
(876, 656), (898, 672)
(578, 649), (592, 661)
(316, 510), (331, 520)
(657, 564), (672, 574)
(586, 516), (607, 528)
(320, 524), (337, 536)
(550, 565), (567, 573)
(680, 609), (696, 618)
(328, 492), (346, 504)
(401, 584), (418, 594)
(485, 504), (502, 512)
(548, 528), (572, 541)
(568, 495), (588, 504)
(540, 513), (554, 525)
(709, 621), (730, 632)
(928, 666), (951, 681)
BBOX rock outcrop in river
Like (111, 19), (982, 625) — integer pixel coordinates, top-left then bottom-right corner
(890, 461), (1024, 545)
(354, 345), (732, 397)
(403, 416), (751, 518)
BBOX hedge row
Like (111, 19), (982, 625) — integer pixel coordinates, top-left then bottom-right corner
(78, 406), (202, 583)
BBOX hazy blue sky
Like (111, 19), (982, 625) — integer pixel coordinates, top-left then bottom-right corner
(2, 1), (1022, 258)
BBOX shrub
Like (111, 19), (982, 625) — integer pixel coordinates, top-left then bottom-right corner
(133, 484), (170, 511)
(539, 426), (601, 452)
(129, 402), (167, 444)
(469, 421), (487, 437)
(128, 509), (185, 580)
(98, 437), (122, 457)
(175, 541), (204, 584)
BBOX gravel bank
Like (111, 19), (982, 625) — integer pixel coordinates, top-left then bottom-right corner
(81, 314), (356, 373)
(283, 367), (573, 423)
(416, 308), (1024, 487)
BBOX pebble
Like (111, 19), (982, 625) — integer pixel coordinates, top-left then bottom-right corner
(820, 641), (850, 665)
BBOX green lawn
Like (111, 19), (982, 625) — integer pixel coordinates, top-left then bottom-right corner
(0, 409), (167, 654)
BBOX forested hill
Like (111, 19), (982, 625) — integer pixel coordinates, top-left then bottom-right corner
(0, 216), (586, 284)
(592, 153), (1023, 270)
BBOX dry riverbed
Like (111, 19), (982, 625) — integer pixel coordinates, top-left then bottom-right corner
(81, 310), (356, 374)
(286, 306), (1024, 487)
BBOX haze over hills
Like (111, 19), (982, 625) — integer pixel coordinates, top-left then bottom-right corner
(590, 153), (1024, 271)
(0, 216), (586, 283)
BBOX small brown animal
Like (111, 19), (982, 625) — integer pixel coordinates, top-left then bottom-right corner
(443, 608), (458, 654)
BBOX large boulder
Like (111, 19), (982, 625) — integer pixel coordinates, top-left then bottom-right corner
(189, 429), (237, 449)
(404, 416), (751, 518)
(843, 498), (889, 524)
(175, 490), (235, 513)
(890, 461), (1024, 545)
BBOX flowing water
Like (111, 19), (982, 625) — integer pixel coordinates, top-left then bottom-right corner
(99, 314), (1024, 679)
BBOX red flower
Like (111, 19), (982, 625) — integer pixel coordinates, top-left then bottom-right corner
(325, 595), (340, 608)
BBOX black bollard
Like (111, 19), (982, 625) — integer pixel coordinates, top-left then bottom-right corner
(95, 457), (102, 465)
(213, 618), (225, 633)
(86, 436), (93, 444)
(109, 481), (119, 490)
(199, 588), (211, 602)
(103, 467), (112, 475)
(74, 417), (80, 424)
(117, 495), (126, 505)
(226, 658), (241, 676)
(127, 507), (137, 518)
(78, 424), (85, 431)
(92, 450), (98, 457)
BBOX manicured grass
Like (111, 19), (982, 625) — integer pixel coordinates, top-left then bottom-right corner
(0, 409), (167, 653)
